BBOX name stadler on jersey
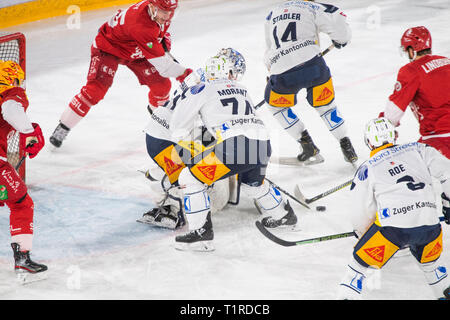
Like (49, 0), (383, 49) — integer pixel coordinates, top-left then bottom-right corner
(272, 12), (301, 24)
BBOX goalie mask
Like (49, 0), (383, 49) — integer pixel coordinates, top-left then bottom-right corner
(205, 48), (246, 81)
(364, 117), (397, 150)
(0, 60), (25, 87)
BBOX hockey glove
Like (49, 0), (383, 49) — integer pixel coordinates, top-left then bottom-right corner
(332, 40), (347, 49)
(442, 193), (450, 224)
(20, 123), (45, 159)
(176, 68), (193, 83)
(162, 32), (171, 52)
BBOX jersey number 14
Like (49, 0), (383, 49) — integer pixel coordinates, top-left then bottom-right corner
(273, 22), (297, 49)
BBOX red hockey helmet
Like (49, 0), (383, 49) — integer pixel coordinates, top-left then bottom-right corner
(149, 0), (178, 12)
(400, 26), (432, 52)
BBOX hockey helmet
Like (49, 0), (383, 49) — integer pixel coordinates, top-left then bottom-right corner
(205, 48), (246, 81)
(148, 0), (178, 22)
(400, 26), (432, 53)
(0, 60), (24, 87)
(364, 117), (397, 150)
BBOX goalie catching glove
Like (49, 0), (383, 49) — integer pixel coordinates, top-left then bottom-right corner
(19, 123), (45, 159)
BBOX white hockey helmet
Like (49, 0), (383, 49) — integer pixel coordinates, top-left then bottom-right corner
(364, 117), (397, 150)
(205, 48), (246, 81)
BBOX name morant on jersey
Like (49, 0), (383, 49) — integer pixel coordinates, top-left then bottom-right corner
(217, 88), (247, 97)
(421, 58), (450, 74)
(272, 12), (301, 24)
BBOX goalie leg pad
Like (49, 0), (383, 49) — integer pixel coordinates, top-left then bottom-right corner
(179, 168), (210, 231)
(268, 105), (305, 141)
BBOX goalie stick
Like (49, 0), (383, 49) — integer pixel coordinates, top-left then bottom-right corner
(294, 179), (353, 204)
(256, 217), (446, 247)
(254, 43), (335, 111)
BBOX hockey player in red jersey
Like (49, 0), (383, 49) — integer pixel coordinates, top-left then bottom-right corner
(381, 26), (450, 158)
(49, 0), (193, 148)
(0, 61), (47, 278)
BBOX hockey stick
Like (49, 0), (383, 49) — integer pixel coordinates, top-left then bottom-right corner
(294, 179), (352, 204)
(256, 217), (447, 247)
(254, 43), (335, 111)
(265, 177), (310, 210)
(162, 41), (189, 91)
(15, 141), (36, 171)
(255, 220), (356, 246)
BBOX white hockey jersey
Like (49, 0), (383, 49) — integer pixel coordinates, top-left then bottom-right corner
(264, 1), (351, 75)
(144, 105), (175, 142)
(169, 79), (269, 143)
(350, 142), (450, 235)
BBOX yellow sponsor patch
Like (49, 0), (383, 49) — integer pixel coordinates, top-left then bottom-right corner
(312, 77), (335, 107)
(153, 145), (185, 184)
(191, 152), (230, 185)
(269, 91), (295, 107)
(420, 231), (443, 263)
(356, 231), (399, 269)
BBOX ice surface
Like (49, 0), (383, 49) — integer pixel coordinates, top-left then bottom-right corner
(0, 0), (449, 300)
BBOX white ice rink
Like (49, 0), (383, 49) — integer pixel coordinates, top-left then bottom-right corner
(0, 0), (449, 300)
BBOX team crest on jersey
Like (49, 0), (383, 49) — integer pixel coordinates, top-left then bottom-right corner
(0, 185), (8, 200)
(191, 83), (205, 95)
(357, 164), (369, 181)
(394, 81), (402, 91)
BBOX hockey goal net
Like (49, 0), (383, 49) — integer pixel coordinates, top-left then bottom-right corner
(0, 32), (26, 181)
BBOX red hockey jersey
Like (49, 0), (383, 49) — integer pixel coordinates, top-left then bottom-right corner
(94, 0), (169, 61)
(385, 54), (450, 137)
(0, 86), (29, 162)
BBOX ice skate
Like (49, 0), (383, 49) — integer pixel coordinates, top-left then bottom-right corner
(137, 205), (184, 229)
(49, 122), (70, 148)
(340, 137), (358, 163)
(175, 212), (214, 252)
(261, 201), (298, 229)
(297, 130), (324, 165)
(11, 243), (48, 284)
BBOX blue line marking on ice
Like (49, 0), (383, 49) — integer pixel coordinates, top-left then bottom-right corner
(0, 185), (168, 260)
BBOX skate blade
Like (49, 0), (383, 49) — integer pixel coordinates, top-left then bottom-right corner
(270, 154), (325, 166)
(16, 271), (48, 285)
(136, 216), (178, 229)
(175, 241), (215, 252)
